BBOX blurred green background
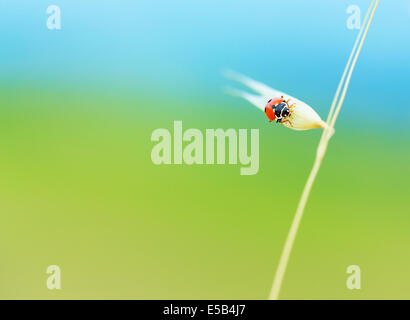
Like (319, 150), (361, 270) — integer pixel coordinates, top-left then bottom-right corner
(0, 85), (409, 299)
(0, 0), (409, 299)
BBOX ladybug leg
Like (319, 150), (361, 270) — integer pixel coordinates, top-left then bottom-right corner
(281, 119), (293, 127)
(288, 104), (296, 116)
(285, 100), (296, 112)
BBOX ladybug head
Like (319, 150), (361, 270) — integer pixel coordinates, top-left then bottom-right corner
(264, 97), (285, 122)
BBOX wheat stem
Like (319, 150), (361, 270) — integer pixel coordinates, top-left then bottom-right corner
(322, 0), (376, 141)
(269, 0), (379, 300)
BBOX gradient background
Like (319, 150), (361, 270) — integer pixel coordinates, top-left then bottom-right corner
(0, 0), (409, 299)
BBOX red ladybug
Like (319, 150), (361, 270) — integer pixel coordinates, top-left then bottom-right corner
(264, 97), (286, 122)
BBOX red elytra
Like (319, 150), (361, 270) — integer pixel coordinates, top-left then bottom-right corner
(264, 106), (276, 122)
(264, 97), (285, 122)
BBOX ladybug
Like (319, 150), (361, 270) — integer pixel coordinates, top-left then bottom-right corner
(264, 97), (291, 124)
